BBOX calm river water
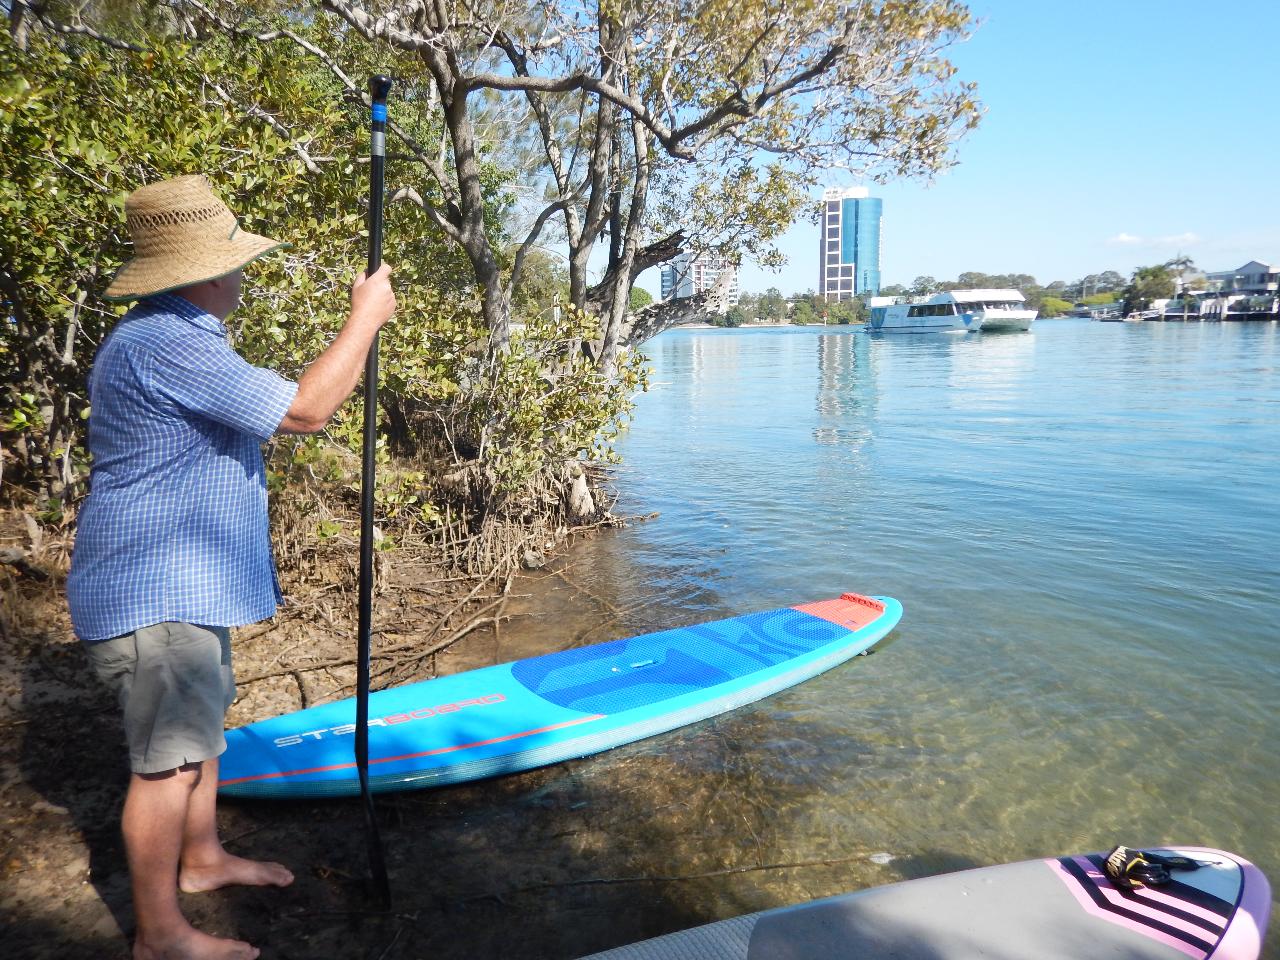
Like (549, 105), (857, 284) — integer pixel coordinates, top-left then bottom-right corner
(510, 318), (1278, 956)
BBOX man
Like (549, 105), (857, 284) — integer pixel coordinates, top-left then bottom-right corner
(67, 174), (396, 960)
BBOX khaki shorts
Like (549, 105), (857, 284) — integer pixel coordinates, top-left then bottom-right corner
(86, 622), (236, 775)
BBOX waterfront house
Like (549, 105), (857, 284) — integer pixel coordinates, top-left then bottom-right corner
(1164, 259), (1278, 320)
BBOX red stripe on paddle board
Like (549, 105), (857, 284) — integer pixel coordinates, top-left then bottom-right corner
(218, 713), (606, 786)
(792, 592), (886, 633)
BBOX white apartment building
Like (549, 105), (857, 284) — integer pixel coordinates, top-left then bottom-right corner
(661, 251), (740, 305)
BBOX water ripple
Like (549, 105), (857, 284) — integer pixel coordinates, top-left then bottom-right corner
(564, 321), (1280, 926)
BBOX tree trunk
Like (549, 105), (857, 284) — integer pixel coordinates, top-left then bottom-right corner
(596, 105), (651, 375)
(597, 271), (629, 378)
(568, 242), (592, 312)
(9, 1), (31, 51)
(425, 46), (511, 356)
(481, 278), (511, 356)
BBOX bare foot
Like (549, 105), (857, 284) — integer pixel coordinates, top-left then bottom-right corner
(179, 852), (294, 894)
(134, 924), (260, 959)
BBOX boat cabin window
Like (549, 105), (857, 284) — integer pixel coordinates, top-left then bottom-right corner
(946, 299), (1024, 311)
(907, 303), (958, 317)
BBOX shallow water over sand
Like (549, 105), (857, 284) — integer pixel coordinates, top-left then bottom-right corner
(495, 318), (1279, 956)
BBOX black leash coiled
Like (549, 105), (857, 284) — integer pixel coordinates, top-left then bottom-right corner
(1103, 845), (1205, 890)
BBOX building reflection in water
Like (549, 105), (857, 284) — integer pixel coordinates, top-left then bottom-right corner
(814, 330), (874, 452)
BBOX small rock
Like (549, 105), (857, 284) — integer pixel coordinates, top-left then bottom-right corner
(521, 550), (546, 570)
(31, 800), (70, 817)
(62, 859), (88, 879)
(91, 914), (123, 939)
(869, 852), (895, 865)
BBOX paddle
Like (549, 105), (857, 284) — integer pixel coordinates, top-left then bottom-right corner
(356, 73), (394, 910)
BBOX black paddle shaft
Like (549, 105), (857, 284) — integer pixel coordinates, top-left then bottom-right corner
(356, 72), (394, 910)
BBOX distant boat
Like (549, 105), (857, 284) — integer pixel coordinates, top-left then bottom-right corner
(867, 289), (1037, 333)
(960, 289), (1038, 331)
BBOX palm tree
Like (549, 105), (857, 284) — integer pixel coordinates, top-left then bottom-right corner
(1164, 255), (1199, 319)
(1165, 254), (1197, 293)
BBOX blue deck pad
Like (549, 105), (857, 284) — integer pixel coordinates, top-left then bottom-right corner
(513, 609), (852, 715)
(219, 596), (902, 798)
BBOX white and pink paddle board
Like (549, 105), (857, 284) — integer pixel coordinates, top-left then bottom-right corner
(579, 846), (1270, 960)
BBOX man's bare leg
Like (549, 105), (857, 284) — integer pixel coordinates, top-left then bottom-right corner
(123, 764), (259, 960)
(177, 756), (293, 893)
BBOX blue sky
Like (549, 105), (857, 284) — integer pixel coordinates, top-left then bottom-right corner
(640, 0), (1280, 296)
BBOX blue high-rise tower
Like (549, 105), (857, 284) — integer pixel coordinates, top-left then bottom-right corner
(819, 187), (882, 301)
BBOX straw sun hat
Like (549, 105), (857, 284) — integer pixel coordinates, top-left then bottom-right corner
(104, 174), (288, 301)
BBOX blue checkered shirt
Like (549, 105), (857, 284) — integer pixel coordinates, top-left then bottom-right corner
(67, 293), (299, 643)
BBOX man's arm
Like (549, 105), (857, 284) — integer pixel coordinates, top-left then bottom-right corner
(279, 264), (396, 435)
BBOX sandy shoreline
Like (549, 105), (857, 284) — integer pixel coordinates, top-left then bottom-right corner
(0, 521), (771, 959)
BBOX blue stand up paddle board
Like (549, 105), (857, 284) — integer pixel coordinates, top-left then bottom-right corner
(218, 592), (901, 798)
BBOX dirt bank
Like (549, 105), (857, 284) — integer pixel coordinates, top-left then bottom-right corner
(2, 506), (906, 960)
(0, 507), (635, 960)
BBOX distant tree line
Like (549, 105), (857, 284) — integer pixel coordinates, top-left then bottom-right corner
(711, 288), (865, 327)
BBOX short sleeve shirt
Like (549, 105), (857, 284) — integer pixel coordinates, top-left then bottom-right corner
(67, 293), (299, 643)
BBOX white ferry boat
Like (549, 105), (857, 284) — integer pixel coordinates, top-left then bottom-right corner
(867, 289), (1037, 333)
